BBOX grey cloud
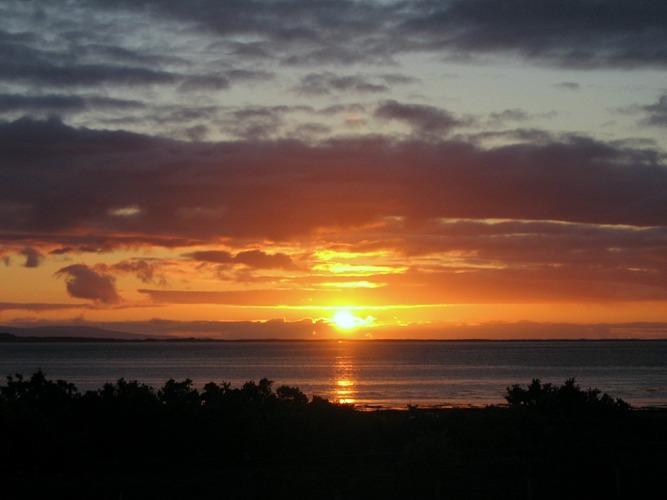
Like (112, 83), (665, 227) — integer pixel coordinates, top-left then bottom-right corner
(379, 74), (420, 85)
(291, 122), (332, 140)
(1, 117), (666, 248)
(374, 100), (463, 136)
(468, 128), (555, 144)
(318, 103), (367, 116)
(641, 95), (667, 127)
(140, 0), (395, 65)
(0, 57), (176, 88)
(225, 40), (273, 59)
(20, 247), (43, 268)
(399, 0), (667, 68)
(55, 264), (120, 304)
(179, 75), (230, 92)
(226, 108), (285, 140)
(86, 96), (145, 109)
(217, 105), (313, 140)
(489, 109), (530, 123)
(2, 0), (664, 115)
(555, 82), (581, 90)
(78, 43), (180, 67)
(226, 69), (274, 82)
(0, 93), (87, 112)
(86, 0), (667, 68)
(185, 124), (209, 142)
(295, 72), (389, 97)
(484, 110), (557, 129)
(0, 93), (145, 114)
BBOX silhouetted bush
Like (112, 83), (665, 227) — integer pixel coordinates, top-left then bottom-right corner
(505, 377), (631, 415)
(0, 372), (664, 499)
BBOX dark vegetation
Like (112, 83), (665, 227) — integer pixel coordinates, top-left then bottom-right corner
(1, 372), (665, 499)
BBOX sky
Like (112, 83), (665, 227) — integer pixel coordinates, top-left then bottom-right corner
(1, 0), (667, 340)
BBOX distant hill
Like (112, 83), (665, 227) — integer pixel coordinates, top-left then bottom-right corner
(0, 325), (163, 341)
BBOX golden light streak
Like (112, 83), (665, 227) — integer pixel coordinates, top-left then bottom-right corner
(320, 281), (380, 288)
(312, 263), (406, 274)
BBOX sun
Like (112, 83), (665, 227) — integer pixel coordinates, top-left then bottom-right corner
(332, 311), (366, 330)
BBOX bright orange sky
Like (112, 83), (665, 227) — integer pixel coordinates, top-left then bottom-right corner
(1, 1), (667, 339)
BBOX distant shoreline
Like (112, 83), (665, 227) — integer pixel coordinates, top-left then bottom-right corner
(1, 332), (665, 343)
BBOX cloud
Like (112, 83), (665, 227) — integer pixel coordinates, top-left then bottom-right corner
(0, 2), (664, 331)
(0, 93), (145, 118)
(1, 117), (666, 250)
(55, 264), (121, 304)
(139, 257), (667, 304)
(489, 109), (530, 122)
(108, 259), (165, 284)
(234, 250), (300, 270)
(0, 0), (663, 135)
(485, 109), (557, 128)
(374, 100), (465, 136)
(397, 0), (667, 68)
(20, 247), (43, 268)
(555, 82), (581, 91)
(0, 302), (94, 312)
(0, 93), (88, 113)
(294, 72), (389, 96)
(379, 73), (420, 85)
(179, 75), (230, 92)
(103, 0), (667, 68)
(641, 95), (667, 127)
(195, 105), (316, 140)
(1, 58), (176, 88)
(226, 69), (275, 83)
(138, 289), (309, 306)
(187, 251), (234, 264)
(187, 250), (299, 270)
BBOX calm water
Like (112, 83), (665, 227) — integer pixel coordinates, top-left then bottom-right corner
(1, 340), (666, 409)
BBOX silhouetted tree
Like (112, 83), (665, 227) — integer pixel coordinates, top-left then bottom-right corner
(0, 369), (78, 406)
(505, 377), (631, 416)
(276, 384), (308, 405)
(1, 371), (662, 500)
(158, 378), (199, 407)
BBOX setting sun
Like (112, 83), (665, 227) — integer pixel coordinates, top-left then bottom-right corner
(332, 311), (366, 330)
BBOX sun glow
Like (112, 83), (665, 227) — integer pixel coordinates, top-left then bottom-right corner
(332, 310), (368, 330)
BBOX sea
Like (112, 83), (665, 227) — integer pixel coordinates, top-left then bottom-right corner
(1, 340), (666, 409)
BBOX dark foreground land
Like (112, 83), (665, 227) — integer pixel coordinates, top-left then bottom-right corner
(1, 372), (665, 500)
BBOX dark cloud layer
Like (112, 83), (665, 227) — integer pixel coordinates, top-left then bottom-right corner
(1, 117), (665, 248)
(400, 0), (667, 68)
(1, 0), (663, 105)
(95, 0), (667, 68)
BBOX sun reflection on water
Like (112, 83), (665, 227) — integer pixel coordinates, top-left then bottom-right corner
(332, 351), (357, 405)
